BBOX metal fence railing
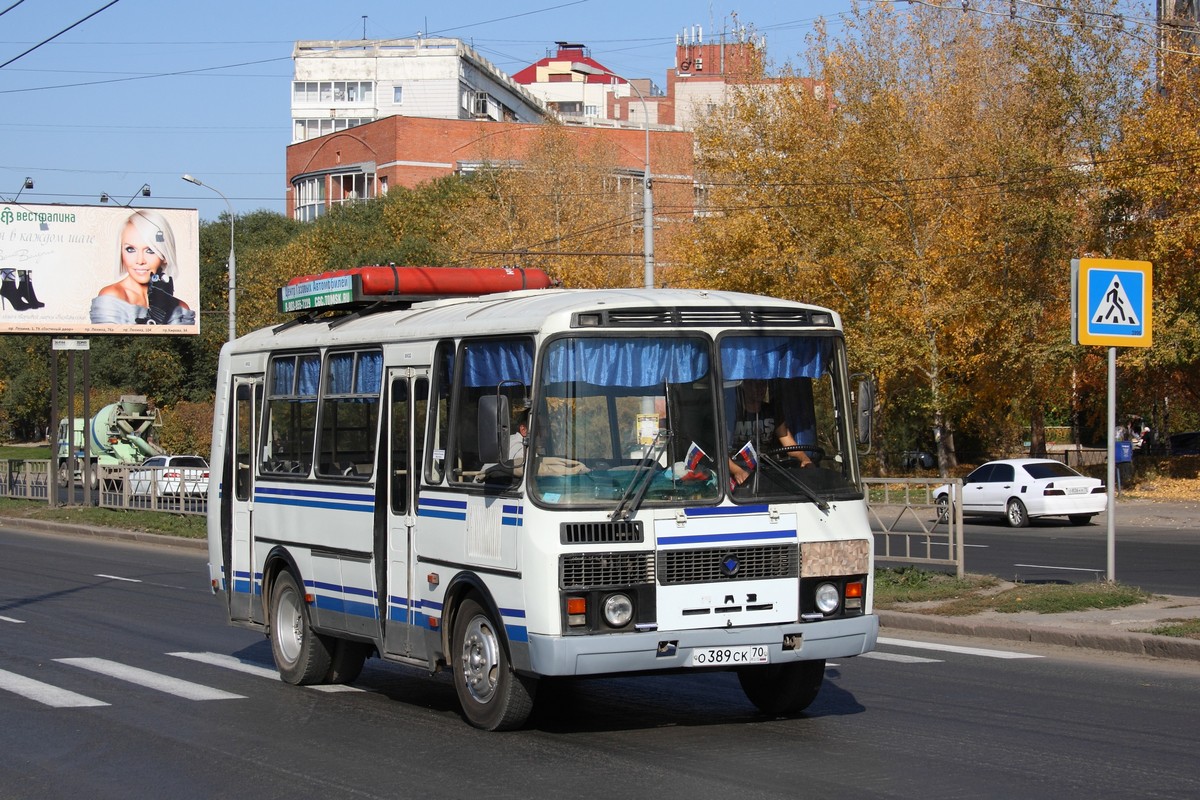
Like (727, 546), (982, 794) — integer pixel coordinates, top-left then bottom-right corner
(9, 459), (961, 559)
(0, 458), (50, 501)
(864, 477), (964, 577)
(0, 459), (206, 516)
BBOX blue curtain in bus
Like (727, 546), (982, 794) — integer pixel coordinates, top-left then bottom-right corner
(271, 358), (294, 394)
(356, 351), (382, 393)
(327, 351), (382, 394)
(543, 338), (709, 387)
(298, 355), (321, 396)
(462, 339), (534, 387)
(720, 336), (830, 380)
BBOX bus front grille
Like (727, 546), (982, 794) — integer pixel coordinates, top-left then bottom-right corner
(657, 544), (798, 585)
(560, 552), (655, 589)
(560, 520), (644, 544)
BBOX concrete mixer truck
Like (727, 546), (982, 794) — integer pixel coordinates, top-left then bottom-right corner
(56, 394), (166, 489)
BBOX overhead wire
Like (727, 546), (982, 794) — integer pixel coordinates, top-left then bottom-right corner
(0, 0), (121, 70)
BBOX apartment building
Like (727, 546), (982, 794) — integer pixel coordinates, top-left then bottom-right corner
(285, 29), (768, 220)
(291, 38), (549, 143)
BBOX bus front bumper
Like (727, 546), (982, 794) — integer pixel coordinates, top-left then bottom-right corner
(524, 614), (879, 677)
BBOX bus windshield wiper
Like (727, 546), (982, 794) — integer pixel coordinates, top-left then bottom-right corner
(610, 430), (669, 522)
(757, 451), (830, 512)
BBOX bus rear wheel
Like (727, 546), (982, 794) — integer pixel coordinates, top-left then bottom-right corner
(325, 640), (370, 684)
(737, 659), (826, 715)
(269, 570), (332, 685)
(452, 597), (535, 731)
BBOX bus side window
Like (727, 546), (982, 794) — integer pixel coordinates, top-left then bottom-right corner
(425, 341), (454, 484)
(234, 382), (254, 501)
(390, 378), (409, 513)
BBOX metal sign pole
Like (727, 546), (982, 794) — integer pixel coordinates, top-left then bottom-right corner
(1106, 346), (1116, 582)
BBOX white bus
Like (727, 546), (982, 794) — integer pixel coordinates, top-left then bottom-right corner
(207, 267), (879, 730)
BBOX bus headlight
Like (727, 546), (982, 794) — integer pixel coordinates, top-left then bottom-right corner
(603, 593), (634, 628)
(814, 582), (840, 614)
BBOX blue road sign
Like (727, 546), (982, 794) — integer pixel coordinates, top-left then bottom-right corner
(1074, 258), (1152, 347)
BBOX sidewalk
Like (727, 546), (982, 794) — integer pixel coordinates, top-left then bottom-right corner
(878, 497), (1200, 662)
(879, 595), (1200, 662)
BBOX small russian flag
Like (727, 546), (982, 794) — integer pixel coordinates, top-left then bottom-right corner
(734, 441), (758, 471)
(685, 441), (709, 471)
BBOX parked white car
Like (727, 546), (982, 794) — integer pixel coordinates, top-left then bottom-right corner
(935, 458), (1106, 527)
(128, 455), (210, 497)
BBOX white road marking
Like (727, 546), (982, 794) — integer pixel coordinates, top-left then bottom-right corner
(877, 636), (1043, 659)
(0, 615), (25, 623)
(95, 574), (141, 583)
(56, 657), (245, 700)
(168, 651), (279, 679)
(861, 651), (943, 664)
(0, 668), (109, 708)
(1014, 563), (1104, 573)
(168, 651), (366, 692)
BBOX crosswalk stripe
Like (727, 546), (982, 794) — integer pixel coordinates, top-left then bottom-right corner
(167, 651), (279, 679)
(0, 668), (109, 708)
(56, 657), (246, 700)
(168, 652), (366, 692)
(861, 651), (943, 664)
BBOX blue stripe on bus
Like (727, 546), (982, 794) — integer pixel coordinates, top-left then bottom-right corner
(256, 485), (374, 503)
(308, 580), (376, 599)
(418, 496), (467, 510)
(417, 508), (467, 521)
(656, 529), (798, 546)
(255, 495), (373, 513)
(683, 504), (770, 517)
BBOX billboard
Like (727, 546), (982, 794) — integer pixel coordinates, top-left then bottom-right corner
(0, 203), (200, 335)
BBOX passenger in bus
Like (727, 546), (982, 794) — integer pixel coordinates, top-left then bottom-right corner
(728, 379), (812, 485)
(509, 412), (529, 468)
(90, 210), (196, 326)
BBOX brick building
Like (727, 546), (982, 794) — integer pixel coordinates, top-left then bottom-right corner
(285, 115), (694, 223)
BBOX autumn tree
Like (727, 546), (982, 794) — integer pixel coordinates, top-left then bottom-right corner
(670, 1), (1148, 472)
(1099, 16), (1200, 438)
(448, 123), (661, 288)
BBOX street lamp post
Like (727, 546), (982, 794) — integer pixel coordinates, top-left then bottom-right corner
(570, 62), (654, 289)
(181, 174), (236, 342)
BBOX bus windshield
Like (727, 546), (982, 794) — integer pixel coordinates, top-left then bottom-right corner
(529, 332), (860, 509)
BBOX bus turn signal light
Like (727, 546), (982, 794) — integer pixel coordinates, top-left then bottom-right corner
(567, 596), (587, 627)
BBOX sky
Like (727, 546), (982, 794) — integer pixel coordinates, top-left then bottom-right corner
(0, 0), (859, 223)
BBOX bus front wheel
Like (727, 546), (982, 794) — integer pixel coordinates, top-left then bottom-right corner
(451, 597), (535, 731)
(737, 659), (826, 715)
(269, 570), (332, 685)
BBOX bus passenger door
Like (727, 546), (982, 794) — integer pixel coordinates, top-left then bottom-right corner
(230, 377), (260, 623)
(382, 369), (428, 658)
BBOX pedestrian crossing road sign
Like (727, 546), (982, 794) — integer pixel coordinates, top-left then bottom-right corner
(1072, 258), (1152, 347)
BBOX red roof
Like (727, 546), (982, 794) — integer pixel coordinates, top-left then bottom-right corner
(510, 43), (626, 85)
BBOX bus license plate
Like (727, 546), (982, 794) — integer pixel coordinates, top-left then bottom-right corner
(689, 645), (770, 667)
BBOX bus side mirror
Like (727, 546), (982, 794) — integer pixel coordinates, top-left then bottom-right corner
(854, 375), (875, 448)
(478, 394), (510, 464)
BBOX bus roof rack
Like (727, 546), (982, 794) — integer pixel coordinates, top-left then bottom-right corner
(277, 265), (555, 314)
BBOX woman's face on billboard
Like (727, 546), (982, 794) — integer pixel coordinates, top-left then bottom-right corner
(120, 222), (165, 282)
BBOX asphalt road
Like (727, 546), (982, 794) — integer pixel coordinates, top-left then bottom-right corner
(3, 527), (1199, 799)
(876, 511), (1200, 596)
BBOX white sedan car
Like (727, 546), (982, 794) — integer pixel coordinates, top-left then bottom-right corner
(935, 458), (1107, 527)
(128, 455), (210, 497)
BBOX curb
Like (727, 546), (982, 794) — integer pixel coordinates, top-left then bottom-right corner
(3, 516), (206, 551)
(879, 610), (1200, 662)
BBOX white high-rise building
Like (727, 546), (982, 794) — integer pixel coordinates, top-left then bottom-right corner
(291, 38), (549, 144)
